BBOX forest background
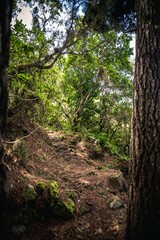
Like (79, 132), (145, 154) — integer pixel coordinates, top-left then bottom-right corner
(9, 0), (135, 159)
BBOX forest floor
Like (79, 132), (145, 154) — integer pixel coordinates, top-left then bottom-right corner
(3, 111), (129, 240)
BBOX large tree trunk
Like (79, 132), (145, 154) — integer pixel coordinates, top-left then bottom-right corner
(126, 0), (160, 239)
(0, 0), (13, 153)
(0, 1), (13, 239)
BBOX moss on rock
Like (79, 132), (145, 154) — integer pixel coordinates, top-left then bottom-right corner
(36, 182), (46, 194)
(23, 184), (37, 201)
(48, 181), (75, 219)
(62, 198), (76, 218)
(49, 181), (60, 203)
(54, 197), (75, 219)
(66, 191), (74, 200)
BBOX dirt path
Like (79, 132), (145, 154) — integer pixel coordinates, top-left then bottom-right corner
(4, 127), (128, 240)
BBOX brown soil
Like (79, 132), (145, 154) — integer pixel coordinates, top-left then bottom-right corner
(3, 112), (129, 240)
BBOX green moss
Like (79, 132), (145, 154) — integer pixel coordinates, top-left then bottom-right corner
(54, 198), (76, 219)
(36, 182), (46, 194)
(23, 184), (37, 201)
(48, 181), (75, 219)
(49, 181), (60, 205)
(62, 198), (76, 217)
(66, 191), (74, 200)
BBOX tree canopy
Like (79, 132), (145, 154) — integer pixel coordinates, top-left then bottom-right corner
(9, 0), (134, 157)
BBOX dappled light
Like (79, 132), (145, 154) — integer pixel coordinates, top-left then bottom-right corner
(0, 1), (160, 240)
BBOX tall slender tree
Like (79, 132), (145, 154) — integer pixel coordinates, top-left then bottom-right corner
(126, 0), (160, 239)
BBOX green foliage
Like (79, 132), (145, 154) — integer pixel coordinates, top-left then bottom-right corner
(84, 0), (135, 32)
(9, 1), (134, 158)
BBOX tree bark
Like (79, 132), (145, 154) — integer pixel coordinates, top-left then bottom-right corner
(126, 0), (160, 239)
(0, 0), (13, 150)
(0, 1), (13, 239)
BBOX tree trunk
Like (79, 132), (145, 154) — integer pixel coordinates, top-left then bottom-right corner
(0, 0), (13, 150)
(0, 1), (13, 239)
(126, 0), (160, 239)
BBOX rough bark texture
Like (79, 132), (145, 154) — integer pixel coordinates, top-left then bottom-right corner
(0, 0), (12, 151)
(126, 0), (160, 239)
(0, 1), (13, 239)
